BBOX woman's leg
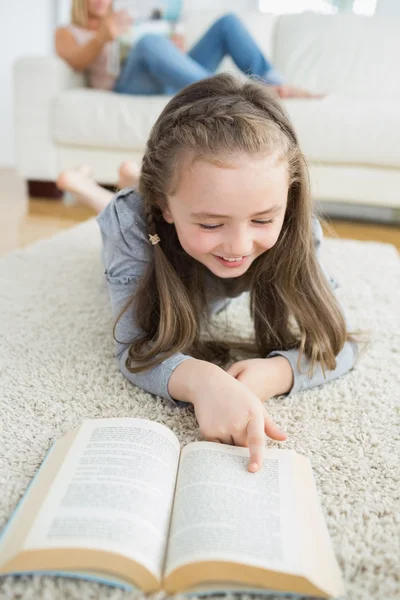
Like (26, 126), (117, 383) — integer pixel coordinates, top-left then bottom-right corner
(187, 13), (283, 84)
(113, 19), (322, 98)
(189, 14), (324, 98)
(114, 34), (212, 95)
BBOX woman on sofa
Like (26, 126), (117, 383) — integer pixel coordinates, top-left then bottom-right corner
(55, 0), (322, 99)
(56, 0), (323, 203)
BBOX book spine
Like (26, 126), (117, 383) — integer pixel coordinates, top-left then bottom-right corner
(0, 443), (56, 544)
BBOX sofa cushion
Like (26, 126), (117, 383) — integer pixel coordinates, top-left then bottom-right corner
(274, 13), (400, 99)
(284, 95), (400, 168)
(51, 89), (170, 150)
(51, 88), (400, 169)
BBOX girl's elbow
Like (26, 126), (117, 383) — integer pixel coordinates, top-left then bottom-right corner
(336, 340), (358, 375)
(348, 340), (359, 366)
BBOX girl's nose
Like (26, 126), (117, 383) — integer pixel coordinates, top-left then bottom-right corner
(224, 226), (253, 257)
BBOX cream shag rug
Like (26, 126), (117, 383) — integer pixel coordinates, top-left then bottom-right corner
(0, 218), (399, 600)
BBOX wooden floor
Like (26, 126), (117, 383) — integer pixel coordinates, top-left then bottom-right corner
(1, 168), (400, 256)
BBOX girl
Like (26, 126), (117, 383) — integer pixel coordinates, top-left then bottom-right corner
(84, 74), (358, 474)
(55, 0), (323, 99)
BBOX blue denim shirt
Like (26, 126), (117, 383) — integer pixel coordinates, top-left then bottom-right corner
(97, 188), (357, 404)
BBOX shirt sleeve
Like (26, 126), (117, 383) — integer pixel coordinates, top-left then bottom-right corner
(267, 216), (358, 395)
(96, 188), (193, 405)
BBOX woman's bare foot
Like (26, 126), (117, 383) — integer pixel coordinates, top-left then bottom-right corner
(118, 160), (141, 189)
(56, 165), (113, 214)
(270, 84), (325, 99)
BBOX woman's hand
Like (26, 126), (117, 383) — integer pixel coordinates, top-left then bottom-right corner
(97, 10), (134, 43)
(185, 363), (287, 473)
(170, 33), (185, 52)
(226, 357), (294, 401)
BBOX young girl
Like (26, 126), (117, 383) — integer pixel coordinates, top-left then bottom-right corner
(81, 73), (357, 474)
(55, 0), (323, 99)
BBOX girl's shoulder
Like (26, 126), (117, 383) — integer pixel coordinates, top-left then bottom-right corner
(96, 188), (150, 260)
(311, 214), (323, 255)
(311, 214), (340, 290)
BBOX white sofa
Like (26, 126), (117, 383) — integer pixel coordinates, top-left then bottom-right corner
(14, 11), (400, 220)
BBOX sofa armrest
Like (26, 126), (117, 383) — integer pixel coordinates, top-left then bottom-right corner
(14, 56), (86, 180)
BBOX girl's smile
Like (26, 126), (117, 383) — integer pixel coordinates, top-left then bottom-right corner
(213, 254), (252, 268)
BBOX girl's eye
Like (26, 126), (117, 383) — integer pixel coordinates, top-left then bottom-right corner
(199, 224), (223, 230)
(253, 219), (274, 225)
(198, 219), (274, 230)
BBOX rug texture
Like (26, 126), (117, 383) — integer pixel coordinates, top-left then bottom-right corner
(0, 218), (399, 600)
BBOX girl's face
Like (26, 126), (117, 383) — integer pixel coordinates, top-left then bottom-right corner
(87, 0), (112, 18)
(164, 153), (289, 279)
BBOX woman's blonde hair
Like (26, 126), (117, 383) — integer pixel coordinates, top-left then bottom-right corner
(114, 73), (361, 379)
(71, 0), (112, 27)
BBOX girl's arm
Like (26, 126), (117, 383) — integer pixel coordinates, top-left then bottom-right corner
(267, 216), (358, 395)
(267, 341), (357, 396)
(97, 188), (194, 406)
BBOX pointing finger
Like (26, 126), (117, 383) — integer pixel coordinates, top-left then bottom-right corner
(246, 416), (265, 473)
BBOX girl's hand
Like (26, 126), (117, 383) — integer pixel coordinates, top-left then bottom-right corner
(189, 366), (287, 473)
(98, 10), (134, 43)
(226, 357), (294, 401)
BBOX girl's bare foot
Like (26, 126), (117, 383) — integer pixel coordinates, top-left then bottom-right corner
(118, 160), (140, 189)
(56, 166), (113, 214)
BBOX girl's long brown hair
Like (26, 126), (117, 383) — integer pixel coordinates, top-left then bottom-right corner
(114, 73), (359, 378)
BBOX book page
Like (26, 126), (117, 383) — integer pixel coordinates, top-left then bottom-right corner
(164, 443), (302, 578)
(22, 418), (180, 581)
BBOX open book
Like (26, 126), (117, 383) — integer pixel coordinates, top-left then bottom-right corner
(0, 419), (344, 598)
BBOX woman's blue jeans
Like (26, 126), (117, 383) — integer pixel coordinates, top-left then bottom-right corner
(113, 13), (283, 95)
